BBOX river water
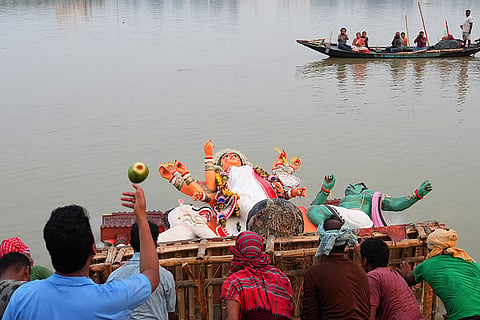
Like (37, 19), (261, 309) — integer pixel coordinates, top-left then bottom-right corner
(1, 0), (480, 266)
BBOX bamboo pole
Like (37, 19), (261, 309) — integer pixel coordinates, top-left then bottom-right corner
(405, 15), (410, 46)
(418, 1), (430, 46)
(207, 265), (214, 320)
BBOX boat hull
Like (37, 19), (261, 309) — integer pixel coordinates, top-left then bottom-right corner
(297, 39), (480, 59)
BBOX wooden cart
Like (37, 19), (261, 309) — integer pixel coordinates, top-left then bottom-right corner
(90, 221), (446, 320)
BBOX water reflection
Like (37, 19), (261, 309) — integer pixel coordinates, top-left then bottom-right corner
(296, 57), (477, 106)
(412, 59), (427, 91)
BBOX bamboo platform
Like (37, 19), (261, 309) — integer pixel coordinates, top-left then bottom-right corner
(90, 221), (446, 320)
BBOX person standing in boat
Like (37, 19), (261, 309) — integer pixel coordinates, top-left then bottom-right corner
(414, 31), (427, 50)
(337, 27), (351, 51)
(460, 9), (473, 47)
(398, 229), (480, 320)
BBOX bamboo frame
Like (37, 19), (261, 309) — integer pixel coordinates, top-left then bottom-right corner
(90, 221), (445, 320)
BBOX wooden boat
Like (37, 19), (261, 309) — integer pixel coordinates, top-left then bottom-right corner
(297, 38), (480, 59)
(91, 219), (446, 320)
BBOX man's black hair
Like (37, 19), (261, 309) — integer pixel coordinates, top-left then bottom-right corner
(130, 221), (159, 252)
(43, 205), (94, 274)
(0, 252), (31, 277)
(360, 238), (390, 269)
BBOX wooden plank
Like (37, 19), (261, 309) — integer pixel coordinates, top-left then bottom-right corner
(188, 287), (195, 320)
(207, 265), (214, 320)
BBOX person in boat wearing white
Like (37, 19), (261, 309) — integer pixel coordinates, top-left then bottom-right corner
(159, 140), (306, 236)
(3, 184), (160, 320)
(461, 10), (474, 47)
(306, 175), (432, 229)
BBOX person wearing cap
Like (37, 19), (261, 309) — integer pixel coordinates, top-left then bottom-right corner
(0, 237), (52, 280)
(302, 216), (370, 319)
(398, 229), (480, 320)
(221, 231), (293, 320)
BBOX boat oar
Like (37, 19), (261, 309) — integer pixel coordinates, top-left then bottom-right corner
(445, 20), (450, 37)
(418, 1), (430, 46)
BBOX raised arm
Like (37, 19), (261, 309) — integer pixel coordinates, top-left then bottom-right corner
(121, 184), (159, 292)
(204, 140), (217, 192)
(311, 175), (335, 205)
(382, 180), (432, 211)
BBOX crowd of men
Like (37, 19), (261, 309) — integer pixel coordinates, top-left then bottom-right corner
(1, 184), (480, 320)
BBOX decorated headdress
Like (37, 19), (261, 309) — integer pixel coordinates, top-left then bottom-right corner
(212, 148), (252, 168)
(426, 229), (474, 262)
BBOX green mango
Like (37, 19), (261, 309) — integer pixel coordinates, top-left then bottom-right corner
(128, 162), (149, 183)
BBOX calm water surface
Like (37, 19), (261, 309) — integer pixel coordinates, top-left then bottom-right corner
(1, 0), (480, 266)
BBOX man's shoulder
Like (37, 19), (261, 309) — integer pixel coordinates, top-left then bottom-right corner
(159, 266), (174, 282)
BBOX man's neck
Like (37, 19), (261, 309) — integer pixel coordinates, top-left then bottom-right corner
(56, 256), (92, 277)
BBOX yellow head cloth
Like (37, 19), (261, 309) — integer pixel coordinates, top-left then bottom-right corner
(426, 229), (474, 262)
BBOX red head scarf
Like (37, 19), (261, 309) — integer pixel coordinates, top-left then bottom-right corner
(229, 231), (268, 274)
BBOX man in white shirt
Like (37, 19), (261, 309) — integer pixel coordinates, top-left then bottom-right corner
(461, 10), (474, 47)
(108, 221), (176, 320)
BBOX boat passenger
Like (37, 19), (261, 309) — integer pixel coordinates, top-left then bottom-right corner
(414, 31), (427, 50)
(387, 32), (403, 52)
(3, 185), (160, 320)
(401, 32), (409, 48)
(0, 253), (30, 318)
(222, 231), (293, 320)
(107, 221), (176, 320)
(461, 9), (474, 47)
(360, 239), (425, 320)
(398, 229), (480, 320)
(361, 31), (370, 49)
(352, 32), (370, 53)
(302, 216), (370, 319)
(337, 27), (352, 51)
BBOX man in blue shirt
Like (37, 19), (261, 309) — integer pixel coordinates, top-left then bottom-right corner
(108, 221), (176, 319)
(4, 184), (160, 320)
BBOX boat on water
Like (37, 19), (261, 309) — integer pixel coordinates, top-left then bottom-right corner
(93, 208), (445, 320)
(297, 38), (480, 59)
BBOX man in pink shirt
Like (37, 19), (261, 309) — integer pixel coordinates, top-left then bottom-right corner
(360, 238), (424, 320)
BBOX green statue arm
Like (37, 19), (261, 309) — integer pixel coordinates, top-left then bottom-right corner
(307, 175), (336, 227)
(311, 175), (336, 205)
(306, 205), (332, 227)
(382, 180), (432, 211)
